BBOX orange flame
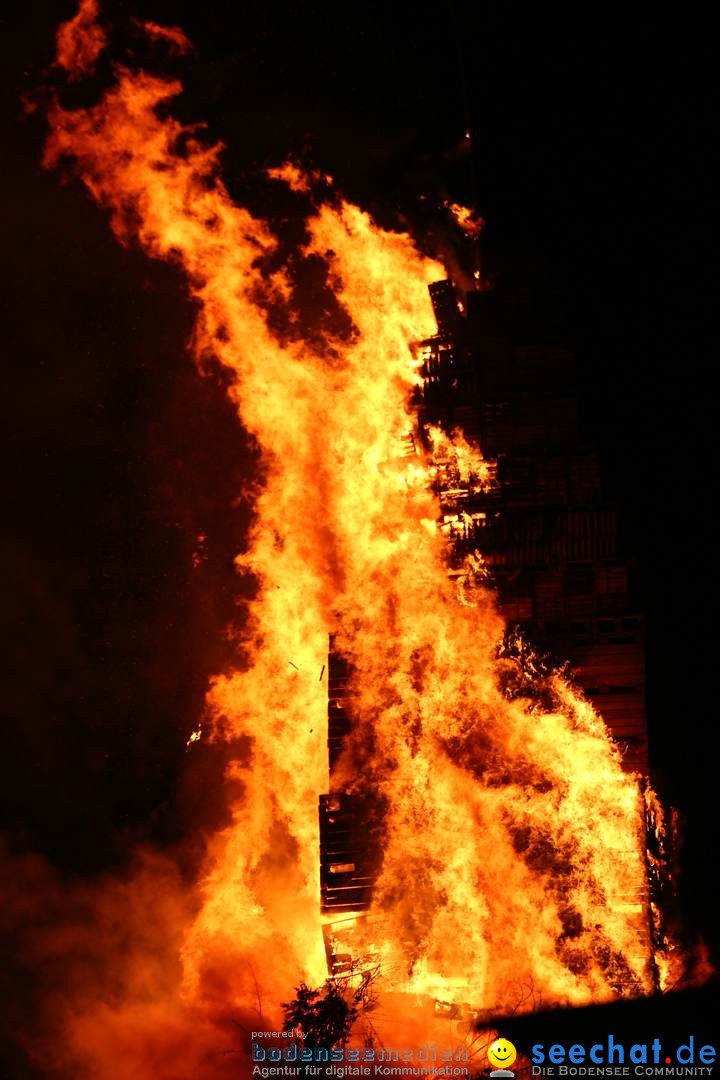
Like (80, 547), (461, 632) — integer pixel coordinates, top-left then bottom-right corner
(445, 200), (485, 240)
(55, 0), (106, 79)
(132, 18), (193, 54)
(37, 3), (670, 1072)
(267, 162), (332, 193)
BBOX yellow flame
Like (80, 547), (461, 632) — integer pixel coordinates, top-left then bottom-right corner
(44, 3), (662, 1056)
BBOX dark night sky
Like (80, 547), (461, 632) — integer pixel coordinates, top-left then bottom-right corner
(1, 1), (717, 1069)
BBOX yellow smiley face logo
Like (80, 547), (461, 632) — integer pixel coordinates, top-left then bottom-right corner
(488, 1038), (517, 1070)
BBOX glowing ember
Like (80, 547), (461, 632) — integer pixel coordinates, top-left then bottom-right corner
(444, 200), (485, 240)
(36, 3), (677, 1073)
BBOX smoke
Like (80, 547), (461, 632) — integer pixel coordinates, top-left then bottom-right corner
(0, 839), (247, 1079)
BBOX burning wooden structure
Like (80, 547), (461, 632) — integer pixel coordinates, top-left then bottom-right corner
(418, 280), (647, 774)
(320, 278), (651, 981)
(37, 6), (687, 1065)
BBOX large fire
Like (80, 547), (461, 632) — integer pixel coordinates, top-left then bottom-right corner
(26, 4), (683, 1075)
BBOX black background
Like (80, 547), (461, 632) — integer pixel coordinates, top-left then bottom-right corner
(1, 2), (717, 1072)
